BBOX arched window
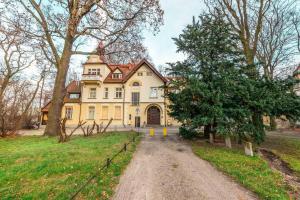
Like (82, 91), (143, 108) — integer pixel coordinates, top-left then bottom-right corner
(132, 82), (140, 86)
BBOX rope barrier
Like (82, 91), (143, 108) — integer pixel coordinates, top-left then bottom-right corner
(69, 132), (139, 200)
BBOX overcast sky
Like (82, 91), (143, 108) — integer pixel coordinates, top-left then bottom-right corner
(143, 0), (205, 67)
(69, 0), (298, 73)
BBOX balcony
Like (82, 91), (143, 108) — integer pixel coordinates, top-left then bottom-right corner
(81, 74), (101, 85)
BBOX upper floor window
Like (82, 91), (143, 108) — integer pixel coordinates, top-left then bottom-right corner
(69, 93), (80, 99)
(88, 68), (100, 75)
(132, 82), (140, 86)
(132, 92), (140, 106)
(115, 88), (122, 99)
(150, 87), (158, 98)
(89, 88), (96, 99)
(88, 106), (95, 120)
(137, 72), (143, 76)
(112, 73), (122, 79)
(65, 107), (73, 119)
(104, 88), (109, 99)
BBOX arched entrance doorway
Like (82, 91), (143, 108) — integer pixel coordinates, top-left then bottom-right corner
(147, 106), (161, 125)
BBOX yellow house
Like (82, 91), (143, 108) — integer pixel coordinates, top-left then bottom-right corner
(42, 55), (179, 127)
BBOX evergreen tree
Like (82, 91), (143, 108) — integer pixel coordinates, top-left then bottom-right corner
(167, 11), (300, 143)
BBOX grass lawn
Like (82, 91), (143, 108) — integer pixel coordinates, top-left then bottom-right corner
(262, 134), (300, 177)
(0, 132), (140, 200)
(192, 141), (290, 200)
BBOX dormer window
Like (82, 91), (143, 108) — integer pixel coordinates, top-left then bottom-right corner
(112, 73), (122, 79)
(88, 68), (100, 75)
(69, 93), (80, 99)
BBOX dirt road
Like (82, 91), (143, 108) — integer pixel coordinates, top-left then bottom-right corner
(112, 133), (257, 200)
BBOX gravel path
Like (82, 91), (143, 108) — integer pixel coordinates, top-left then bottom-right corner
(112, 133), (257, 200)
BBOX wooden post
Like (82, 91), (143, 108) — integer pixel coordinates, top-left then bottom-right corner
(225, 136), (232, 148)
(106, 158), (110, 168)
(244, 142), (254, 156)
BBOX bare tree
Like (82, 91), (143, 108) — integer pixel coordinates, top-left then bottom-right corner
(0, 77), (43, 136)
(2, 0), (164, 136)
(204, 0), (271, 77)
(257, 0), (299, 80)
(292, 7), (300, 53)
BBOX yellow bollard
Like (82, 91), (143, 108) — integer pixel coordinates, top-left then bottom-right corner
(149, 128), (155, 136)
(163, 127), (167, 137)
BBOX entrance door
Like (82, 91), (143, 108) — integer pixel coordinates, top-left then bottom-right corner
(147, 106), (160, 125)
(135, 116), (141, 127)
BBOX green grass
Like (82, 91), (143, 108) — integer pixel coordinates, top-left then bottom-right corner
(262, 135), (300, 177)
(192, 141), (290, 200)
(0, 132), (140, 200)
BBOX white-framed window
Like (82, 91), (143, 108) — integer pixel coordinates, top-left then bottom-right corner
(69, 93), (80, 99)
(132, 92), (140, 105)
(88, 106), (95, 120)
(150, 87), (158, 98)
(65, 107), (73, 119)
(89, 88), (96, 99)
(147, 71), (153, 76)
(137, 72), (143, 76)
(115, 88), (122, 99)
(114, 106), (121, 120)
(112, 73), (122, 79)
(88, 68), (100, 75)
(104, 87), (109, 99)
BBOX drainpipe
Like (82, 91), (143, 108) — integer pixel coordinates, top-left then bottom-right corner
(122, 84), (125, 127)
(79, 81), (82, 123)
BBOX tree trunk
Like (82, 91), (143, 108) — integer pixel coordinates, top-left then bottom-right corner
(44, 67), (68, 136)
(270, 116), (277, 131)
(44, 34), (74, 136)
(204, 124), (211, 139)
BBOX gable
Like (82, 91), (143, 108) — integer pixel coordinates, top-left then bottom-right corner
(122, 59), (167, 84)
(113, 69), (122, 74)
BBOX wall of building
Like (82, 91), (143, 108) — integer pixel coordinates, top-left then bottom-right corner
(61, 103), (81, 126)
(61, 61), (180, 127)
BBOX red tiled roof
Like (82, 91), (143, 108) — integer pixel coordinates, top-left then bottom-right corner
(41, 81), (81, 112)
(41, 101), (51, 112)
(103, 59), (167, 83)
(66, 80), (81, 93)
(104, 64), (135, 83)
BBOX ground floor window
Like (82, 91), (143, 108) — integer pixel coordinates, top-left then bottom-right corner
(88, 106), (95, 120)
(65, 107), (73, 119)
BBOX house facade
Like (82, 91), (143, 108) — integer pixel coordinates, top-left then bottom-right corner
(42, 55), (179, 127)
